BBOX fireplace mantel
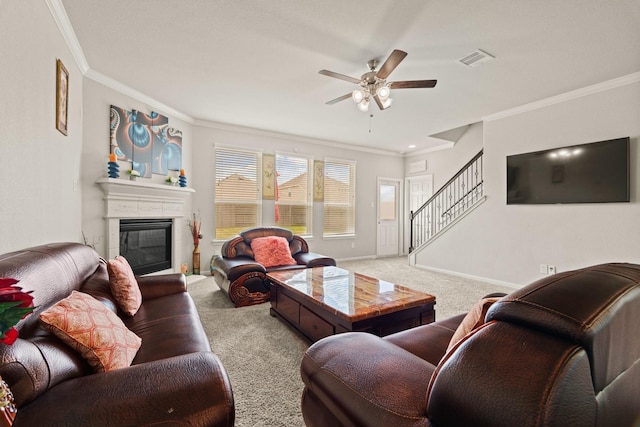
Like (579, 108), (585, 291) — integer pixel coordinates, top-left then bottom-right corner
(96, 177), (195, 272)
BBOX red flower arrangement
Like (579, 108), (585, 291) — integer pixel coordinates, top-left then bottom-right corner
(0, 278), (35, 345)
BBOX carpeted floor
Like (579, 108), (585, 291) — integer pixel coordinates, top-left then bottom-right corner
(186, 257), (514, 427)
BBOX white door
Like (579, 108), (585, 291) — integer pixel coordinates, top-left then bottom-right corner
(406, 175), (433, 251)
(377, 179), (400, 257)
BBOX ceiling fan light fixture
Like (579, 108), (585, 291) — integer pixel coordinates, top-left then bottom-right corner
(381, 98), (393, 109)
(357, 98), (370, 112)
(352, 89), (365, 103)
(376, 84), (391, 100)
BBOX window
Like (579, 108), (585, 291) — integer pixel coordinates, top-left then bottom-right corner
(214, 146), (261, 240)
(275, 153), (313, 235)
(323, 158), (356, 237)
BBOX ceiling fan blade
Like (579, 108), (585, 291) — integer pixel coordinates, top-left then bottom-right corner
(373, 94), (390, 110)
(376, 49), (407, 79)
(319, 70), (361, 84)
(389, 79), (437, 89)
(325, 93), (352, 105)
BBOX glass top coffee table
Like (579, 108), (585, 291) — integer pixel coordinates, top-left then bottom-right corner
(267, 266), (436, 342)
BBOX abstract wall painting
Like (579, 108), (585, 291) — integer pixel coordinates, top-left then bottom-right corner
(109, 105), (182, 178)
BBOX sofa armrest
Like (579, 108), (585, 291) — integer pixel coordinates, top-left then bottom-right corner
(215, 257), (266, 282)
(136, 273), (187, 300)
(301, 332), (434, 427)
(14, 352), (234, 427)
(294, 252), (336, 268)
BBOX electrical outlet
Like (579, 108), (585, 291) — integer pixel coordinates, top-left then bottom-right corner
(351, 242), (355, 248)
(548, 265), (557, 275)
(539, 264), (548, 274)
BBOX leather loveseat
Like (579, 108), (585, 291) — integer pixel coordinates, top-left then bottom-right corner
(213, 227), (336, 307)
(0, 242), (234, 426)
(301, 263), (640, 426)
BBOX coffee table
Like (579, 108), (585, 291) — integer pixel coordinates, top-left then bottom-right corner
(267, 266), (436, 342)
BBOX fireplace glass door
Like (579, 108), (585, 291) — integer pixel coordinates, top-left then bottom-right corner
(119, 219), (172, 275)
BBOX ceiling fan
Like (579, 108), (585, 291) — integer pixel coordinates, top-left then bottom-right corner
(319, 49), (437, 112)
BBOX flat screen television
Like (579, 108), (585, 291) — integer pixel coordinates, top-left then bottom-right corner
(507, 137), (630, 205)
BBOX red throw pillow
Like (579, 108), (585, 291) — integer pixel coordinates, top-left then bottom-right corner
(251, 236), (297, 268)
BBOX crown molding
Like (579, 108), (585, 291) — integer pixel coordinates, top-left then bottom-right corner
(85, 69), (195, 124)
(46, 0), (194, 124)
(46, 0), (89, 73)
(193, 119), (404, 157)
(484, 71), (640, 122)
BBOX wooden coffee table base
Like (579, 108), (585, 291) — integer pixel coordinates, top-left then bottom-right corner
(267, 267), (436, 342)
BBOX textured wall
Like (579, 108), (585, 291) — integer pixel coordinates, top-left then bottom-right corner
(0, 2), (83, 254)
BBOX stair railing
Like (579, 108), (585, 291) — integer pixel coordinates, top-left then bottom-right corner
(410, 150), (484, 252)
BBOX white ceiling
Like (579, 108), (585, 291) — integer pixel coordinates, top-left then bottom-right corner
(61, 0), (640, 154)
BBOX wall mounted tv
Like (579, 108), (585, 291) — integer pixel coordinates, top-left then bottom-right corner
(507, 137), (630, 205)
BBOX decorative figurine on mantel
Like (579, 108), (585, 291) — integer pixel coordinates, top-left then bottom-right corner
(188, 212), (203, 275)
(179, 169), (187, 188)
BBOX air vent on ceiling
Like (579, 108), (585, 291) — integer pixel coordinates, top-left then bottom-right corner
(458, 49), (495, 68)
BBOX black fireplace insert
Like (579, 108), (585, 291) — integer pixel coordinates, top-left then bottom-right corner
(119, 218), (172, 275)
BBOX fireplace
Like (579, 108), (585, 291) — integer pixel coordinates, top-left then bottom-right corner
(97, 178), (194, 274)
(120, 219), (172, 275)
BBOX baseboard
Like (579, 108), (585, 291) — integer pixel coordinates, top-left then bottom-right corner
(412, 264), (521, 289)
(336, 255), (378, 263)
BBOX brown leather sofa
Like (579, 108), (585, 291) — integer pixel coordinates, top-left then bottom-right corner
(212, 227), (336, 307)
(301, 263), (640, 426)
(0, 242), (234, 427)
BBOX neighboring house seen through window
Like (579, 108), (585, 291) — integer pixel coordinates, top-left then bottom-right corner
(275, 153), (313, 236)
(323, 158), (356, 237)
(214, 146), (262, 240)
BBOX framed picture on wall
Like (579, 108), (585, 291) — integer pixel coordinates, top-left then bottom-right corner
(56, 59), (69, 135)
(262, 153), (275, 200)
(313, 160), (324, 202)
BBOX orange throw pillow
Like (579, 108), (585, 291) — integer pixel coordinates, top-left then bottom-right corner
(39, 291), (142, 372)
(251, 236), (297, 268)
(107, 256), (142, 316)
(447, 296), (502, 351)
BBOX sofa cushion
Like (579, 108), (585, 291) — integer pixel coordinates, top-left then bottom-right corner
(447, 296), (501, 351)
(250, 236), (297, 268)
(39, 291), (142, 372)
(106, 256), (142, 316)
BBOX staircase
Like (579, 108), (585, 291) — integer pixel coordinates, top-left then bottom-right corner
(410, 150), (485, 252)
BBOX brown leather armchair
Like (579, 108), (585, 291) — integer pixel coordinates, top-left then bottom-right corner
(213, 227), (335, 307)
(300, 263), (640, 426)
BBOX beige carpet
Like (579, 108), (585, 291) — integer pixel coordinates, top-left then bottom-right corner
(186, 257), (514, 427)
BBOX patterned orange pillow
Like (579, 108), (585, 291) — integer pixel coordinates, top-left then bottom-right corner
(251, 236), (297, 268)
(39, 291), (142, 372)
(447, 297), (502, 352)
(107, 256), (142, 316)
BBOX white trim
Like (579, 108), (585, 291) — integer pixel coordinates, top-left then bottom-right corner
(484, 71), (640, 122)
(412, 264), (520, 289)
(86, 69), (194, 124)
(47, 0), (195, 124)
(195, 119), (404, 157)
(335, 255), (377, 263)
(406, 141), (455, 157)
(46, 0), (89, 73)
